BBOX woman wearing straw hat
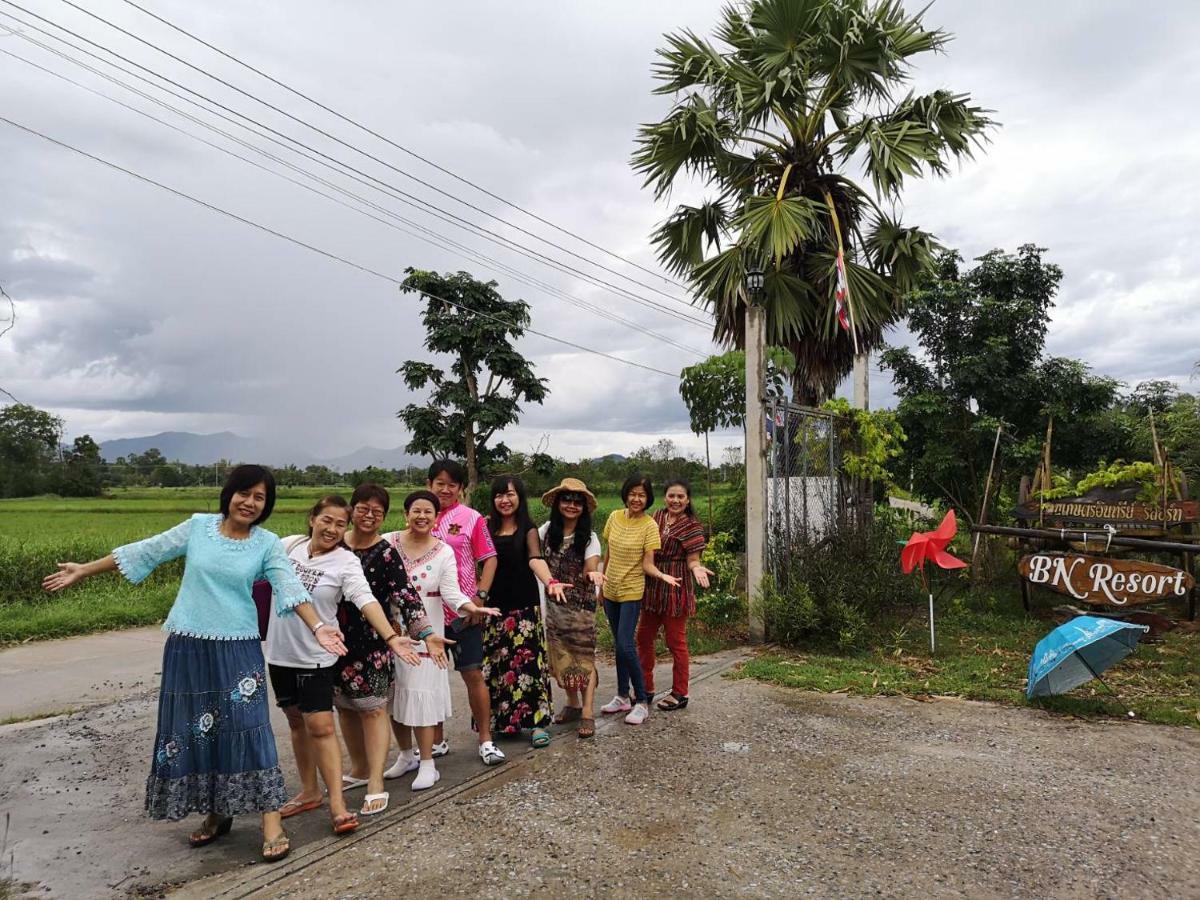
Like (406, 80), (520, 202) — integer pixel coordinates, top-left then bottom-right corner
(538, 478), (605, 738)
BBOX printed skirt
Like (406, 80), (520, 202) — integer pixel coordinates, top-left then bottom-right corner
(145, 633), (286, 821)
(481, 606), (553, 734)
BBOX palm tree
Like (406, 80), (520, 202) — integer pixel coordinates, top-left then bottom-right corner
(633, 0), (995, 403)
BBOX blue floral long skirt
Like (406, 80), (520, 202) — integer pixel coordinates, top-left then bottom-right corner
(145, 634), (287, 820)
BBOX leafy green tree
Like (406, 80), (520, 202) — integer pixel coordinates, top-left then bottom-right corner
(56, 434), (104, 496)
(398, 269), (549, 495)
(633, 0), (994, 402)
(0, 403), (63, 497)
(881, 246), (1120, 514)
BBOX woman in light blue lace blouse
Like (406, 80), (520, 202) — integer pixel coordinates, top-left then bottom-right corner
(43, 464), (343, 863)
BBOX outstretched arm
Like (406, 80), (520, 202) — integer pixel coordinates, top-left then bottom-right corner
(43, 554), (118, 592)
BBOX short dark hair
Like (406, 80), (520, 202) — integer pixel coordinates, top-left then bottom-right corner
(403, 489), (441, 513)
(219, 464), (277, 525)
(620, 473), (654, 510)
(351, 482), (390, 515)
(307, 494), (350, 536)
(427, 459), (466, 486)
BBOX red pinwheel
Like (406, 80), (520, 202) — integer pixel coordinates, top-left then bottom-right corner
(900, 510), (968, 653)
(901, 510), (968, 576)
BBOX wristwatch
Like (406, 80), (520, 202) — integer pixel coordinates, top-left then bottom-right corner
(476, 589), (490, 602)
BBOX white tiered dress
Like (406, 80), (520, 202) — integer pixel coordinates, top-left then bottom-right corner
(386, 537), (469, 726)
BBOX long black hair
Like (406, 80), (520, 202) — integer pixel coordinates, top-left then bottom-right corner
(547, 496), (593, 557)
(662, 477), (696, 518)
(487, 475), (536, 536)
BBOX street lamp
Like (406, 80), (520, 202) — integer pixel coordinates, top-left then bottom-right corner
(744, 262), (767, 642)
(746, 264), (765, 303)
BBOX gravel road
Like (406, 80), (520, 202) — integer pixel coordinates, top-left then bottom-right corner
(186, 658), (1200, 900)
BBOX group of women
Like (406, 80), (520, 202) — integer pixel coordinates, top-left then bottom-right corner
(42, 460), (711, 862)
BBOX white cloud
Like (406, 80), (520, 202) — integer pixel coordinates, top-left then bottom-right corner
(2, 0), (1199, 461)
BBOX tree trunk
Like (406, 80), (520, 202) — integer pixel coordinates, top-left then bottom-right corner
(705, 431), (714, 534)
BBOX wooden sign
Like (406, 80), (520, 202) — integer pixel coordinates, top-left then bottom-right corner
(1018, 552), (1194, 607)
(1015, 499), (1200, 526)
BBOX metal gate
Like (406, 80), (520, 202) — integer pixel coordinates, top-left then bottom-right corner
(764, 400), (859, 584)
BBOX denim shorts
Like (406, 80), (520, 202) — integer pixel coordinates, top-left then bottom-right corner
(447, 618), (484, 672)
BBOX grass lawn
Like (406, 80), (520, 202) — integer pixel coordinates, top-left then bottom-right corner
(737, 589), (1200, 729)
(0, 484), (738, 644)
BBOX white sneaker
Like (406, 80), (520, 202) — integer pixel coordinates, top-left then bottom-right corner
(478, 741), (506, 766)
(411, 740), (449, 759)
(411, 761), (440, 791)
(624, 703), (649, 725)
(384, 754), (419, 780)
(601, 695), (632, 715)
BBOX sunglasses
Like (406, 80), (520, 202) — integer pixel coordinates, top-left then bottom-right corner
(558, 493), (585, 506)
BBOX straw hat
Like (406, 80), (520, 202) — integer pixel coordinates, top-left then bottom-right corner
(541, 477), (598, 512)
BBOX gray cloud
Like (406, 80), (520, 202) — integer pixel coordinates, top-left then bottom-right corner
(2, 0), (1198, 461)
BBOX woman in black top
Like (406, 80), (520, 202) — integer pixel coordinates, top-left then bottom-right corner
(481, 476), (564, 747)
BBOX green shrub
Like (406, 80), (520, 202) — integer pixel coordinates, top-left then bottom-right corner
(711, 484), (746, 551)
(694, 531), (746, 628)
(765, 517), (924, 650)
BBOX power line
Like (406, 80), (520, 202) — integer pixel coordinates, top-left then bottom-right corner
(55, 0), (697, 308)
(0, 114), (682, 380)
(0, 1), (712, 330)
(117, 0), (691, 295)
(0, 43), (709, 358)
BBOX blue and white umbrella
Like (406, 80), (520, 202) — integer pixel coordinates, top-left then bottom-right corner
(1026, 615), (1148, 699)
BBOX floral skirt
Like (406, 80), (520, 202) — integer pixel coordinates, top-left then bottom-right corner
(145, 634), (286, 821)
(481, 605), (553, 734)
(333, 609), (394, 712)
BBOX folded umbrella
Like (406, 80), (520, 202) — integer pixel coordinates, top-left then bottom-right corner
(1027, 615), (1148, 700)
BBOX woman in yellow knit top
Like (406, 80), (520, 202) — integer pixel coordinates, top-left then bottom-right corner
(600, 474), (679, 725)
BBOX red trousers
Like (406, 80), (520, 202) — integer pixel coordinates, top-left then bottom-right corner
(636, 609), (690, 698)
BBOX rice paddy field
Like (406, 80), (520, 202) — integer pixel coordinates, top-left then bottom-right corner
(0, 486), (651, 643)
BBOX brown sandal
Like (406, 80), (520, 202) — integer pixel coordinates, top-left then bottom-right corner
(577, 718), (595, 739)
(553, 706), (583, 724)
(261, 830), (291, 862)
(188, 815), (232, 848)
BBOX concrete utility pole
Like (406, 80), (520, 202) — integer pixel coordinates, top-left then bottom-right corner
(744, 266), (767, 643)
(852, 351), (870, 410)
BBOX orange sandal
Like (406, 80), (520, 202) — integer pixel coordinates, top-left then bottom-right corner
(279, 795), (323, 819)
(332, 812), (359, 835)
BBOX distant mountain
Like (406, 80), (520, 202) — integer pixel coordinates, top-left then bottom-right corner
(590, 453), (628, 463)
(98, 431), (423, 470)
(98, 432), (290, 466)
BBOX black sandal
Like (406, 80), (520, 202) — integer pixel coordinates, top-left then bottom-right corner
(656, 692), (688, 711)
(188, 815), (232, 848)
(553, 706), (583, 724)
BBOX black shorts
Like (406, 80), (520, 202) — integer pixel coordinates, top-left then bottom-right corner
(268, 663), (337, 713)
(447, 618), (484, 672)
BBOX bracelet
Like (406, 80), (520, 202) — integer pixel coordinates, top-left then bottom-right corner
(416, 626), (435, 640)
(547, 579), (563, 588)
(310, 620), (326, 634)
(383, 632), (400, 643)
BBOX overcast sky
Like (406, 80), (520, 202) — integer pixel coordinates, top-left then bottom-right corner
(2, 0), (1198, 462)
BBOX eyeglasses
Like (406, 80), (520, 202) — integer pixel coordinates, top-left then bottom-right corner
(559, 494), (585, 507)
(353, 505), (386, 519)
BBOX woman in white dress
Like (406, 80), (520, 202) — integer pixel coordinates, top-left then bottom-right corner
(383, 490), (499, 790)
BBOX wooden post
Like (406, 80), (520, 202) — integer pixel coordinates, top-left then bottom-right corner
(746, 303), (767, 643)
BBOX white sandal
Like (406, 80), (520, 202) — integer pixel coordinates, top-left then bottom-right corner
(360, 792), (389, 816)
(478, 741), (506, 766)
(341, 775), (368, 790)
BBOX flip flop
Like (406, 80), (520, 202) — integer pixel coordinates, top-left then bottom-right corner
(261, 830), (290, 863)
(360, 793), (389, 816)
(188, 815), (232, 848)
(553, 706), (583, 724)
(656, 693), (689, 711)
(341, 775), (368, 790)
(577, 718), (595, 739)
(279, 796), (323, 819)
(332, 812), (360, 835)
(531, 728), (551, 748)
